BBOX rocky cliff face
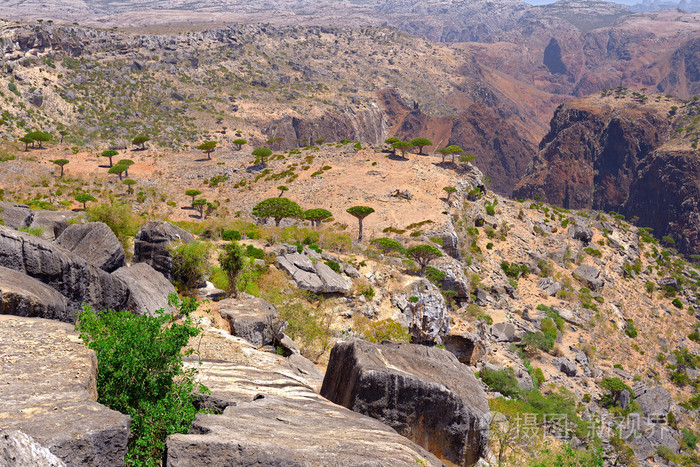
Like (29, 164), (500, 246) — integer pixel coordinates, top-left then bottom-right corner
(514, 94), (700, 255)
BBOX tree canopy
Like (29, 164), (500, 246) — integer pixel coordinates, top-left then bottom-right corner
(437, 145), (464, 163)
(407, 244), (443, 276)
(101, 150), (119, 167)
(443, 186), (457, 203)
(75, 193), (96, 210)
(123, 179), (137, 194)
(252, 147), (272, 164)
(108, 163), (129, 180)
(303, 208), (333, 227)
(132, 135), (150, 149)
(409, 137), (433, 155)
(392, 140), (413, 158)
(52, 159), (69, 177)
(252, 197), (302, 226)
(27, 131), (51, 148)
(277, 185), (289, 197)
(192, 199), (208, 219)
(185, 189), (201, 204)
(197, 141), (217, 159)
(347, 206), (375, 241)
(371, 237), (404, 255)
(232, 139), (247, 150)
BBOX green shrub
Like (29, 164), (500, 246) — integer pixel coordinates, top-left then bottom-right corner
(18, 226), (44, 237)
(76, 295), (206, 466)
(624, 319), (638, 338)
(425, 266), (446, 286)
(682, 428), (698, 451)
(169, 241), (210, 293)
(501, 260), (530, 279)
(221, 229), (241, 241)
(479, 367), (521, 398)
(324, 260), (341, 273)
(522, 331), (554, 354)
(87, 202), (141, 251)
(672, 298), (683, 309)
(371, 237), (404, 255)
(244, 244), (265, 259)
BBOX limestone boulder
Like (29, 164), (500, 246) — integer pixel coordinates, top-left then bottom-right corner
(165, 350), (441, 466)
(321, 339), (490, 466)
(573, 264), (605, 290)
(56, 222), (126, 273)
(491, 322), (518, 342)
(276, 253), (352, 294)
(0, 266), (72, 322)
(443, 330), (486, 366)
(0, 316), (130, 466)
(0, 201), (33, 229)
(0, 227), (130, 317)
(0, 429), (65, 467)
(29, 211), (80, 241)
(391, 279), (451, 344)
(569, 222), (593, 245)
(635, 386), (673, 417)
(133, 220), (194, 279)
(113, 262), (177, 316)
(218, 296), (283, 348)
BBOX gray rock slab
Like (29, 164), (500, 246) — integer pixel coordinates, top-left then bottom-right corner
(166, 355), (442, 466)
(112, 262), (177, 316)
(573, 264), (605, 290)
(315, 261), (352, 293)
(56, 222), (126, 273)
(635, 386), (673, 417)
(0, 266), (72, 322)
(321, 339), (490, 466)
(0, 226), (130, 318)
(392, 279), (451, 344)
(0, 202), (33, 229)
(0, 316), (130, 466)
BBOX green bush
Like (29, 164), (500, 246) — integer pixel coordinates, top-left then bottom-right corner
(221, 229), (241, 241)
(479, 367), (521, 398)
(87, 202), (141, 251)
(324, 260), (341, 273)
(244, 244), (265, 259)
(501, 260), (530, 279)
(371, 237), (404, 255)
(522, 331), (554, 354)
(672, 298), (683, 309)
(169, 241), (210, 293)
(353, 317), (410, 343)
(624, 319), (638, 338)
(425, 266), (446, 286)
(76, 295), (206, 466)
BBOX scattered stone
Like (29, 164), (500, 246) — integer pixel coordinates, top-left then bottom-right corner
(0, 266), (72, 322)
(657, 276), (679, 291)
(113, 262), (177, 316)
(0, 316), (130, 466)
(343, 263), (361, 278)
(133, 220), (195, 279)
(491, 322), (518, 342)
(573, 264), (605, 290)
(276, 253), (352, 294)
(553, 356), (577, 376)
(56, 222), (126, 273)
(537, 276), (561, 297)
(321, 339), (490, 466)
(218, 296), (284, 348)
(196, 281), (226, 302)
(569, 222), (593, 245)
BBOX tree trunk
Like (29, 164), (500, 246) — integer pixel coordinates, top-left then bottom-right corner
(358, 218), (364, 241)
(420, 263), (426, 276)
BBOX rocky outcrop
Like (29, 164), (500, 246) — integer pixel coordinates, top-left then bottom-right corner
(0, 429), (65, 467)
(0, 266), (71, 321)
(217, 296), (283, 348)
(391, 279), (451, 344)
(573, 264), (605, 290)
(133, 221), (194, 279)
(0, 316), (130, 466)
(165, 343), (441, 466)
(514, 96), (700, 255)
(321, 339), (490, 466)
(112, 262), (177, 316)
(635, 386), (673, 417)
(0, 202), (33, 229)
(0, 227), (130, 318)
(276, 253), (352, 294)
(56, 222), (126, 273)
(443, 331), (486, 366)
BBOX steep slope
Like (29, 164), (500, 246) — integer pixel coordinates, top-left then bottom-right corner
(514, 92), (700, 255)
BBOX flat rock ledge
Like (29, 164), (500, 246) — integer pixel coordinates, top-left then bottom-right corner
(0, 316), (130, 466)
(321, 339), (490, 466)
(165, 335), (442, 466)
